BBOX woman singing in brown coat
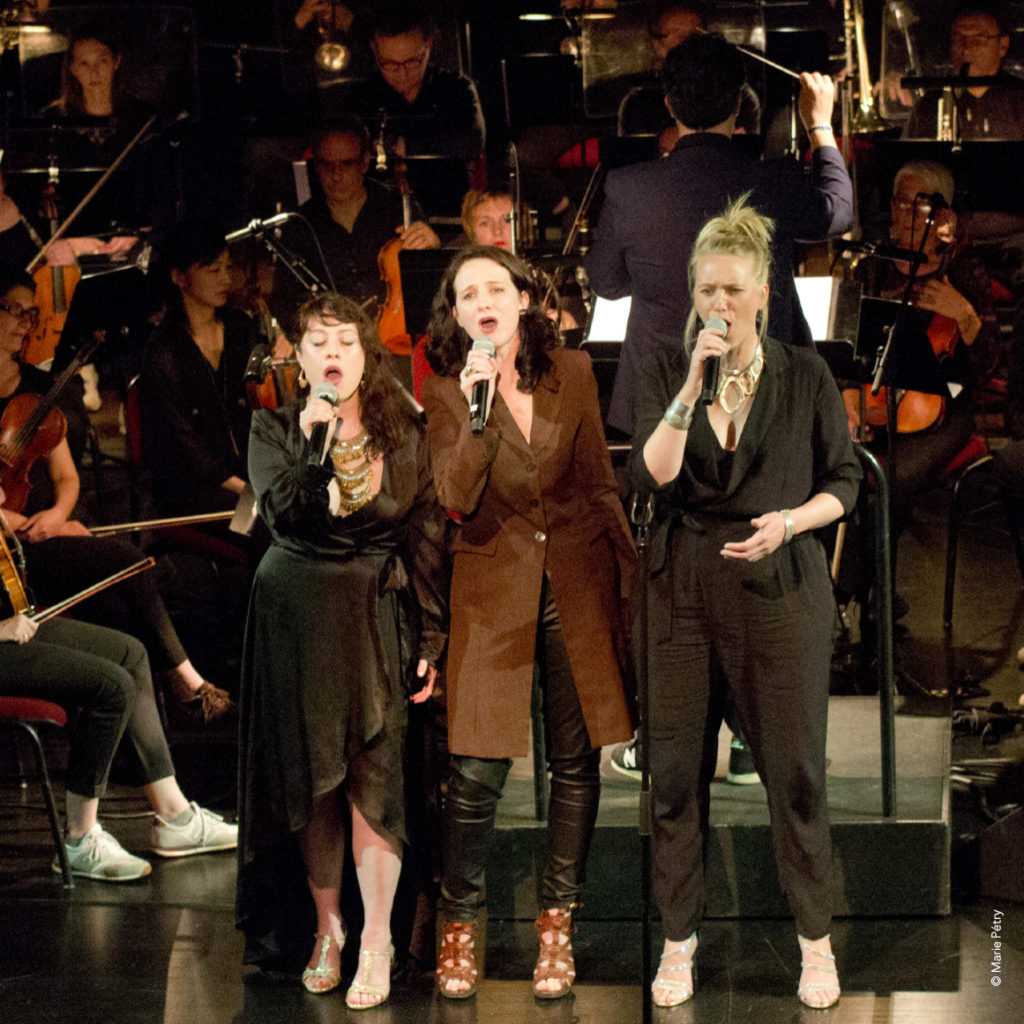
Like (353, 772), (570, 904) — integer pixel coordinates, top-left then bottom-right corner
(422, 245), (635, 1000)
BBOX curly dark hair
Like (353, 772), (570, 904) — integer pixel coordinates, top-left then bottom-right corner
(425, 246), (561, 393)
(295, 292), (416, 458)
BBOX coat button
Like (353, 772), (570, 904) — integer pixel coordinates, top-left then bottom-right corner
(534, 530), (547, 543)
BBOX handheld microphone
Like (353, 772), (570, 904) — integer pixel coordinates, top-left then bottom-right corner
(468, 337), (496, 435)
(700, 316), (728, 406)
(307, 382), (340, 468)
(225, 212), (295, 243)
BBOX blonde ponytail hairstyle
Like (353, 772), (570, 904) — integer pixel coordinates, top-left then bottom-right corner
(684, 193), (775, 354)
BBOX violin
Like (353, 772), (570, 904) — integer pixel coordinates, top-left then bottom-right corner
(21, 176), (80, 367)
(858, 208), (962, 436)
(860, 309), (959, 434)
(0, 514), (155, 622)
(0, 511), (32, 615)
(243, 342), (302, 411)
(377, 167), (414, 357)
(0, 332), (105, 512)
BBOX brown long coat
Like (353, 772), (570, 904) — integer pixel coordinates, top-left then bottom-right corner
(422, 347), (635, 758)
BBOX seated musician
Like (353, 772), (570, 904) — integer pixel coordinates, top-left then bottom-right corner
(0, 540), (237, 882)
(270, 117), (440, 338)
(140, 219), (260, 519)
(458, 188), (514, 250)
(903, 5), (1024, 141)
(617, 2), (761, 153)
(0, 266), (232, 722)
(336, 4), (486, 216)
(842, 160), (996, 621)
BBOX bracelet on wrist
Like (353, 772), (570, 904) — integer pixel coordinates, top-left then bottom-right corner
(808, 124), (834, 134)
(663, 397), (695, 431)
(781, 509), (796, 544)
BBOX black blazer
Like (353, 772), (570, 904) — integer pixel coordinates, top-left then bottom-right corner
(585, 134), (854, 433)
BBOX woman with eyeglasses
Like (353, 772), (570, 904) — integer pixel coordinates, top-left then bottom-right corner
(0, 264), (233, 724)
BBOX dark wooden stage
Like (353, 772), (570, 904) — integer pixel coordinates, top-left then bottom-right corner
(2, 404), (1023, 1023)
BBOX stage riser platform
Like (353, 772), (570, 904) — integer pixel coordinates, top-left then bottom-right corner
(487, 819), (951, 920)
(487, 697), (952, 921)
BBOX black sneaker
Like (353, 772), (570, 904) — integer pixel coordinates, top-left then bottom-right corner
(609, 739), (640, 781)
(726, 738), (760, 785)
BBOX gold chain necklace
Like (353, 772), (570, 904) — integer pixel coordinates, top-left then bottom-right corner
(717, 344), (765, 417)
(329, 429), (374, 514)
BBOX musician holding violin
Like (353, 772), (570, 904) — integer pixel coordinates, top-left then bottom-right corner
(842, 160), (996, 541)
(270, 118), (440, 343)
(0, 265), (233, 723)
(0, 485), (237, 881)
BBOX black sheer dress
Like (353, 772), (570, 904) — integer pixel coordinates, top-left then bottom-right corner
(235, 403), (447, 972)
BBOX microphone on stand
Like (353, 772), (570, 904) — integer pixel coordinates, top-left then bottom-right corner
(700, 316), (728, 406)
(225, 212), (295, 243)
(468, 337), (496, 435)
(307, 382), (340, 468)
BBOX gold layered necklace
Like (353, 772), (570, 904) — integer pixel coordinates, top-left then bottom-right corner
(717, 344), (765, 451)
(329, 429), (374, 514)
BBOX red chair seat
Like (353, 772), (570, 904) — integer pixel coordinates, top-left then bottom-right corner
(941, 434), (989, 479)
(0, 697), (68, 727)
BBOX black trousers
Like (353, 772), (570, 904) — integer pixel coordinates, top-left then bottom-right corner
(0, 618), (175, 797)
(23, 536), (187, 673)
(648, 525), (835, 941)
(439, 578), (601, 920)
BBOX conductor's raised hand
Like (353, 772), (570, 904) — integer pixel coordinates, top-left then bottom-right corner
(409, 659), (437, 703)
(798, 71), (835, 132)
(458, 345), (497, 406)
(721, 512), (788, 562)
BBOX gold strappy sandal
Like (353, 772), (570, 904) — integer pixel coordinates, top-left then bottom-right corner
(302, 932), (344, 994)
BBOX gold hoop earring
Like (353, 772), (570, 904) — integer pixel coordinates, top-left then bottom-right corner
(298, 370), (308, 389)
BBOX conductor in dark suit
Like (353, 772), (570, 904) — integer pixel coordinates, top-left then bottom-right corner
(586, 33), (853, 434)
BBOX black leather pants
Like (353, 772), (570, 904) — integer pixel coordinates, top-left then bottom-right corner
(439, 579), (601, 920)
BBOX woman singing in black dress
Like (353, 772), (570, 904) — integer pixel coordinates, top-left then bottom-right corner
(236, 294), (447, 1010)
(632, 198), (860, 1009)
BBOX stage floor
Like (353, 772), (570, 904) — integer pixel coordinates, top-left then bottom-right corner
(1, 401), (1023, 1022)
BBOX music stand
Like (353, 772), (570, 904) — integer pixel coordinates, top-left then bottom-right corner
(398, 248), (454, 339)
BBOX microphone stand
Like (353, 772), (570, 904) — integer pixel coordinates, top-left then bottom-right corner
(869, 197), (936, 507)
(506, 141), (520, 256)
(253, 222), (331, 298)
(629, 491), (655, 1024)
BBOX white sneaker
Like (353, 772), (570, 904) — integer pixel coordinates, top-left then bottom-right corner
(150, 801), (238, 858)
(54, 823), (153, 882)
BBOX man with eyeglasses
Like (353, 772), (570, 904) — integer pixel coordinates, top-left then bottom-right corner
(270, 116), (440, 338)
(903, 4), (1024, 140)
(337, 6), (485, 217)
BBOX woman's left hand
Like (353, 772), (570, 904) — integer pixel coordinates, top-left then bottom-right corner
(721, 512), (788, 562)
(17, 507), (69, 542)
(409, 659), (437, 704)
(916, 275), (970, 322)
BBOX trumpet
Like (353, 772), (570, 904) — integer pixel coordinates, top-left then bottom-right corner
(844, 0), (889, 133)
